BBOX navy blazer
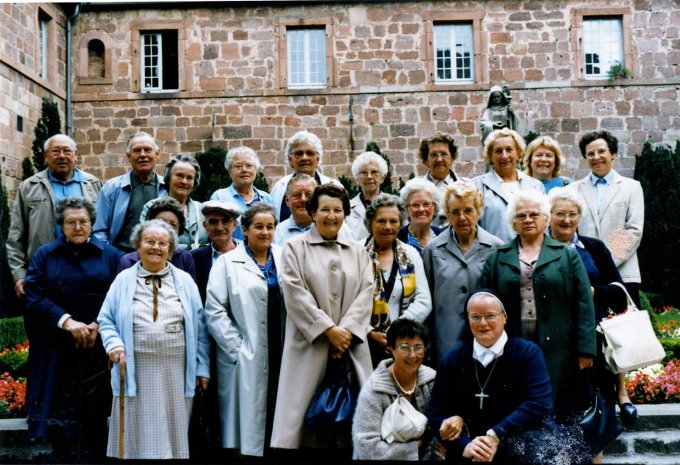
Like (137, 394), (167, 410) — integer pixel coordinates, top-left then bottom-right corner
(191, 244), (214, 304)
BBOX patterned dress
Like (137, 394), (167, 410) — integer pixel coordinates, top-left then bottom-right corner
(106, 265), (192, 459)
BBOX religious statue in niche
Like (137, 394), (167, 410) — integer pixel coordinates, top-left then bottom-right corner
(480, 85), (518, 145)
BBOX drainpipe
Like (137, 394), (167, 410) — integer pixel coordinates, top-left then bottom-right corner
(65, 3), (82, 136)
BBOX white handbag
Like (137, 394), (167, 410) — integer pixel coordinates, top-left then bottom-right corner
(597, 282), (666, 374)
(380, 395), (428, 444)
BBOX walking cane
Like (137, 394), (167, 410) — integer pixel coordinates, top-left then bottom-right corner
(118, 359), (126, 459)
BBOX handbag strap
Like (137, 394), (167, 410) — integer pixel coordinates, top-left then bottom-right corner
(609, 282), (638, 311)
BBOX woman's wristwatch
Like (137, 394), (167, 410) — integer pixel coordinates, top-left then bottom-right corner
(486, 429), (500, 444)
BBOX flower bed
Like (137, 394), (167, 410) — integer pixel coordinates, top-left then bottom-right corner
(0, 340), (28, 418)
(625, 361), (680, 404)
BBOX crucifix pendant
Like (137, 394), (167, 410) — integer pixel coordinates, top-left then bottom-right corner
(475, 391), (489, 409)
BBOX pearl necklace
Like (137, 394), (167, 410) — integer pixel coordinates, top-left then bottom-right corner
(390, 366), (417, 396)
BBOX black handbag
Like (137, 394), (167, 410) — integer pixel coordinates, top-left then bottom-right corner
(304, 354), (357, 428)
(579, 374), (623, 454)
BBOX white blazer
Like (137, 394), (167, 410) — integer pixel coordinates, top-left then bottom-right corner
(568, 169), (644, 283)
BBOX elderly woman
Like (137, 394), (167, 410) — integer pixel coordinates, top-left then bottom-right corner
(523, 136), (573, 192)
(211, 146), (273, 239)
(204, 204), (283, 457)
(423, 182), (503, 365)
(398, 178), (444, 255)
(270, 130), (338, 222)
(480, 190), (596, 416)
(271, 184), (374, 453)
(141, 154), (207, 250)
(121, 197), (196, 278)
(98, 220), (209, 459)
(353, 319), (436, 460)
(472, 128), (545, 242)
(23, 198), (122, 461)
(548, 188), (632, 460)
(345, 151), (388, 241)
(364, 194), (432, 366)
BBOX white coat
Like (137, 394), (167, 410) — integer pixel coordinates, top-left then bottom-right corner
(204, 242), (284, 456)
(345, 194), (370, 242)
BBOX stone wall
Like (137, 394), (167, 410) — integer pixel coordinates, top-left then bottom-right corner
(4, 0), (680, 197)
(0, 3), (67, 199)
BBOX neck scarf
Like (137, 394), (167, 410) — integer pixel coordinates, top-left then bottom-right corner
(139, 264), (171, 321)
(367, 240), (416, 332)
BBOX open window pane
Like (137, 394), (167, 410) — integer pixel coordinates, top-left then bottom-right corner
(434, 23), (474, 84)
(141, 30), (178, 92)
(583, 17), (623, 79)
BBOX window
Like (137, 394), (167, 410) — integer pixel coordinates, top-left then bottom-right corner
(88, 39), (105, 78)
(287, 27), (327, 89)
(38, 13), (50, 79)
(433, 23), (474, 83)
(571, 8), (634, 83)
(77, 31), (114, 85)
(140, 30), (178, 92)
(424, 10), (486, 88)
(583, 17), (623, 79)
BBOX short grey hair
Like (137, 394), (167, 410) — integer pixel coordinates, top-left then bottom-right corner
(126, 131), (159, 153)
(164, 154), (201, 189)
(44, 134), (77, 152)
(506, 190), (551, 231)
(399, 178), (442, 210)
(224, 146), (262, 171)
(351, 151), (388, 180)
(286, 173), (318, 195)
(285, 130), (323, 164)
(130, 219), (179, 257)
(56, 197), (96, 225)
(548, 187), (585, 216)
(364, 193), (408, 232)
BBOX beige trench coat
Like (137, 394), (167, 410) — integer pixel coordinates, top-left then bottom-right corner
(270, 226), (374, 449)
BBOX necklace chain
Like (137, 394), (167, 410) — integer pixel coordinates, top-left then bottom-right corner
(391, 366), (416, 396)
(474, 357), (499, 408)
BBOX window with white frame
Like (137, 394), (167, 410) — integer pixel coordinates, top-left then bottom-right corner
(38, 16), (50, 79)
(140, 30), (178, 92)
(583, 16), (624, 79)
(433, 23), (474, 83)
(287, 27), (327, 89)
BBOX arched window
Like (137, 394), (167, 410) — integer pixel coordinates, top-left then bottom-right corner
(78, 31), (113, 85)
(87, 39), (105, 78)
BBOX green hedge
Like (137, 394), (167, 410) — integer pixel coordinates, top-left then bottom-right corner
(661, 338), (680, 363)
(0, 317), (27, 348)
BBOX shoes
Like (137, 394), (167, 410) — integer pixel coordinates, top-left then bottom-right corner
(619, 402), (638, 428)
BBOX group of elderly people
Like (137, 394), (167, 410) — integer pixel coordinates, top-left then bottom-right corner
(10, 125), (643, 464)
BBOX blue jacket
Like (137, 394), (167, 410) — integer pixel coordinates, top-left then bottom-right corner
(92, 171), (166, 246)
(210, 184), (273, 240)
(98, 263), (210, 397)
(427, 337), (553, 459)
(23, 235), (122, 438)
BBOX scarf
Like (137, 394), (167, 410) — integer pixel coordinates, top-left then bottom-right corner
(139, 264), (171, 322)
(367, 239), (416, 332)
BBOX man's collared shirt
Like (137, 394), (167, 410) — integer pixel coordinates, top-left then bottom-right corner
(589, 169), (615, 216)
(47, 168), (86, 239)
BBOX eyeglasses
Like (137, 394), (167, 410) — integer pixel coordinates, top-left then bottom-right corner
(358, 170), (381, 178)
(585, 148), (610, 159)
(232, 163), (255, 172)
(514, 211), (544, 222)
(63, 219), (91, 227)
(49, 148), (74, 156)
(428, 152), (451, 160)
(291, 150), (318, 159)
(408, 202), (434, 210)
(468, 312), (502, 323)
(553, 211), (579, 221)
(397, 344), (425, 355)
(289, 191), (313, 200)
(448, 207), (477, 218)
(142, 239), (170, 250)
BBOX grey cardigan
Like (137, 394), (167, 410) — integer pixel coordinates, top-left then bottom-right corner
(352, 358), (437, 460)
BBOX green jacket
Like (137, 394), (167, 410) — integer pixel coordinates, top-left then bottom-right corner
(480, 235), (596, 411)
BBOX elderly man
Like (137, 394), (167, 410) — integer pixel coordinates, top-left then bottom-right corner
(191, 200), (242, 304)
(427, 290), (553, 464)
(7, 134), (101, 298)
(568, 130), (644, 306)
(92, 131), (167, 252)
(269, 130), (339, 222)
(273, 175), (354, 245)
